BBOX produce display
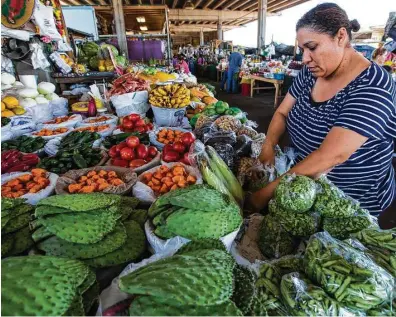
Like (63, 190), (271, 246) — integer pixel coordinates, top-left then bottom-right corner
(149, 84), (191, 108)
(148, 185), (242, 240)
(67, 170), (124, 193)
(1, 150), (39, 174)
(1, 256), (98, 316)
(83, 115), (114, 124)
(118, 113), (153, 133)
(32, 127), (69, 137)
(75, 124), (111, 133)
(2, 135), (47, 153)
(1, 198), (35, 258)
(33, 193), (147, 268)
(120, 241), (242, 316)
(304, 232), (394, 311)
(1, 96), (26, 117)
(108, 73), (150, 96)
(141, 164), (197, 194)
(1, 169), (51, 198)
(101, 132), (149, 149)
(108, 136), (158, 168)
(161, 132), (195, 164)
(43, 115), (79, 125)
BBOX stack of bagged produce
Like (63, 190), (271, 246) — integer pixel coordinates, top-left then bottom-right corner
(119, 240), (251, 316)
(1, 198), (35, 258)
(2, 256), (98, 316)
(31, 193), (147, 268)
(148, 185), (242, 240)
(258, 174), (378, 258)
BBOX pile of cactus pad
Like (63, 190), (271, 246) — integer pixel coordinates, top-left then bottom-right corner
(119, 240), (256, 316)
(2, 256), (99, 316)
(148, 184), (242, 240)
(2, 198), (35, 258)
(32, 193), (147, 268)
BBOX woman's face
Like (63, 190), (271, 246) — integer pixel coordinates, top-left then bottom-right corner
(297, 27), (348, 78)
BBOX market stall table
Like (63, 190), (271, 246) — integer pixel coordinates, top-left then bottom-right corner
(248, 75), (283, 107)
(52, 72), (116, 91)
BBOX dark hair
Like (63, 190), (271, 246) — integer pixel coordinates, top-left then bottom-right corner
(296, 3), (360, 40)
(372, 47), (386, 60)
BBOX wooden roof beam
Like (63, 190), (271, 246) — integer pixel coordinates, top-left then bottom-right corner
(169, 9), (258, 22)
(212, 0), (228, 10)
(235, 1), (257, 11)
(203, 0), (216, 9)
(269, 0), (309, 12)
(172, 0), (179, 9)
(223, 0), (242, 10)
(63, 0), (82, 5)
(193, 0), (205, 9)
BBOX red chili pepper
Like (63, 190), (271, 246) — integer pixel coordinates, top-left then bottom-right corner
(5, 164), (31, 173)
(7, 156), (20, 168)
(2, 150), (20, 161)
(21, 157), (39, 166)
(1, 161), (10, 174)
(21, 153), (39, 162)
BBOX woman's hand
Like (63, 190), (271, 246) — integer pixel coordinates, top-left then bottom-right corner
(259, 142), (276, 165)
(248, 179), (280, 213)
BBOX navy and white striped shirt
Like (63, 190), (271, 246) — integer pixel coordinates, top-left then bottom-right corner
(287, 63), (396, 215)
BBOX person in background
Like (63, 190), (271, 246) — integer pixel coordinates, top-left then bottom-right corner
(250, 3), (396, 216)
(371, 47), (386, 65)
(227, 47), (243, 93)
(220, 65), (228, 91)
(176, 54), (190, 74)
(197, 54), (205, 65)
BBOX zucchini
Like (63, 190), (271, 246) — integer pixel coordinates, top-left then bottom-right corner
(72, 153), (87, 169)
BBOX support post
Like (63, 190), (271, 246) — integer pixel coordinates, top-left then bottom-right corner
(112, 0), (128, 59)
(217, 19), (223, 41)
(200, 28), (204, 46)
(165, 8), (172, 65)
(257, 0), (267, 50)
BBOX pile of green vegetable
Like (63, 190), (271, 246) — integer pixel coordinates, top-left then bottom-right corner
(1, 198), (35, 258)
(119, 240), (245, 316)
(304, 232), (394, 312)
(2, 135), (46, 153)
(32, 193), (148, 268)
(1, 117), (11, 127)
(37, 131), (103, 174)
(148, 184), (242, 240)
(2, 256), (98, 316)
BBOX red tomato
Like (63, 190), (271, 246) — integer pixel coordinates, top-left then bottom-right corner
(112, 158), (129, 168)
(116, 142), (128, 152)
(136, 144), (148, 159)
(182, 152), (191, 165)
(148, 146), (158, 158)
(181, 132), (196, 147)
(120, 147), (135, 160)
(135, 119), (146, 127)
(129, 159), (147, 168)
(109, 146), (118, 158)
(128, 113), (141, 122)
(147, 123), (154, 131)
(172, 141), (185, 154)
(162, 150), (180, 163)
(122, 119), (134, 130)
(163, 144), (174, 155)
(126, 136), (140, 148)
(134, 126), (146, 134)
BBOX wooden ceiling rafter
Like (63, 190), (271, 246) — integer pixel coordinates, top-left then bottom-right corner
(212, 0), (228, 10)
(270, 0), (309, 12)
(237, 1), (258, 11)
(222, 0), (242, 10)
(202, 0), (216, 9)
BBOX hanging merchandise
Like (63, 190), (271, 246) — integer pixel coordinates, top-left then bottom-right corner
(1, 0), (35, 29)
(29, 42), (51, 70)
(33, 2), (62, 41)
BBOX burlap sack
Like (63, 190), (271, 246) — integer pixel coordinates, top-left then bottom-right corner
(55, 166), (137, 195)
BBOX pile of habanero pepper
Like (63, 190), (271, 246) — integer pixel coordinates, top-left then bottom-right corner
(1, 150), (40, 174)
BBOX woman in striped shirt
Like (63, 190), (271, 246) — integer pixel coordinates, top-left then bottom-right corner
(250, 3), (396, 215)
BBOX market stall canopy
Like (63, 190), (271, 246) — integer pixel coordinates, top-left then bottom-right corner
(59, 0), (312, 31)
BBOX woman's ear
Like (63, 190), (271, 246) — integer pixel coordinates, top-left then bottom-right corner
(336, 27), (349, 46)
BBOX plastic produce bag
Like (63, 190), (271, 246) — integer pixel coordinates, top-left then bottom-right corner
(38, 114), (83, 130)
(24, 103), (53, 124)
(314, 176), (360, 218)
(323, 207), (379, 239)
(77, 115), (118, 127)
(1, 171), (58, 205)
(33, 2), (62, 40)
(7, 116), (36, 137)
(194, 122), (215, 141)
(251, 262), (288, 316)
(236, 157), (258, 187)
(281, 272), (352, 316)
(49, 98), (68, 117)
(213, 115), (242, 132)
(148, 127), (189, 151)
(258, 214), (298, 259)
(246, 163), (276, 192)
(1, 130), (13, 142)
(351, 228), (396, 252)
(110, 91), (149, 117)
(237, 125), (259, 139)
(203, 129), (237, 146)
(234, 135), (252, 158)
(270, 255), (304, 276)
(268, 200), (320, 237)
(132, 162), (202, 204)
(275, 147), (295, 176)
(212, 143), (235, 170)
(251, 133), (266, 159)
(274, 174), (317, 213)
(304, 232), (395, 311)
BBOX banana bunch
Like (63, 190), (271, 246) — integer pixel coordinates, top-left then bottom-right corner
(149, 84), (191, 108)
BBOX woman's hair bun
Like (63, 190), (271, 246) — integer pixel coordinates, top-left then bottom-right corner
(350, 19), (360, 32)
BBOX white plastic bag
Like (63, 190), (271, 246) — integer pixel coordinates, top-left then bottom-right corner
(24, 103), (53, 123)
(110, 91), (149, 117)
(28, 127), (73, 140)
(8, 116), (36, 137)
(1, 171), (58, 205)
(74, 123), (117, 138)
(132, 162), (202, 204)
(38, 114), (83, 130)
(33, 3), (62, 40)
(50, 98), (69, 117)
(1, 130), (13, 142)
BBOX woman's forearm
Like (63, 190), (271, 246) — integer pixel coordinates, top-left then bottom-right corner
(265, 112), (287, 147)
